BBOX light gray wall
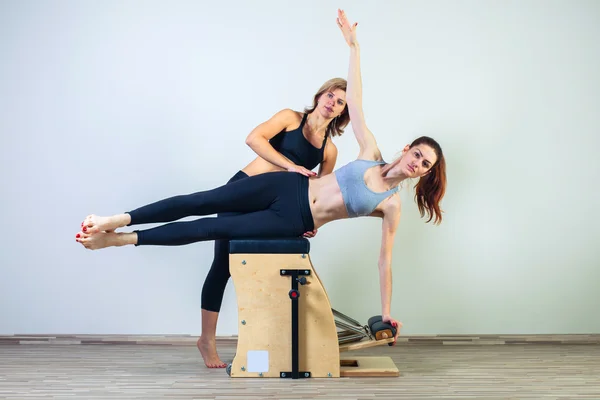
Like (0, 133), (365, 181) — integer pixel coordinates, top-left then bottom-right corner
(1, 0), (599, 336)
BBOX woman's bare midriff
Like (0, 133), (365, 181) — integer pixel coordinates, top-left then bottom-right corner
(307, 173), (349, 229)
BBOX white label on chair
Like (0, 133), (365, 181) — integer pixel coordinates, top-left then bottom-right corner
(247, 350), (269, 372)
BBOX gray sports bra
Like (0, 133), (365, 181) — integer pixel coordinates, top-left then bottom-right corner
(334, 159), (399, 217)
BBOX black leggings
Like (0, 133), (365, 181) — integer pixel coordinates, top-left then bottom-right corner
(126, 171), (314, 246)
(201, 170), (248, 312)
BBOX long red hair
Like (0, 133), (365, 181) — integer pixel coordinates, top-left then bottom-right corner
(411, 136), (446, 225)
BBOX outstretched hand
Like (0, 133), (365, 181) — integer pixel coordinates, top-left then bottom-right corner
(336, 8), (358, 46)
(287, 164), (317, 177)
(382, 315), (403, 345)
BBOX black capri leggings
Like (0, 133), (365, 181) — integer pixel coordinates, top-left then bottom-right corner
(126, 171), (314, 246)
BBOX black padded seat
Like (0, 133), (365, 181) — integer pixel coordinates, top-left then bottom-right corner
(229, 238), (310, 254)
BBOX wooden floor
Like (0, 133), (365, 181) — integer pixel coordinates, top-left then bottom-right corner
(1, 340), (600, 399)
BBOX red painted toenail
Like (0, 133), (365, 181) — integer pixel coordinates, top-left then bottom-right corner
(83, 226), (87, 232)
(76, 234), (80, 238)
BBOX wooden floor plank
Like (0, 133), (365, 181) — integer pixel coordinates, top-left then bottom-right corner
(0, 341), (599, 399)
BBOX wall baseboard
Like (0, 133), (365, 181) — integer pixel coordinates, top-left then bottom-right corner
(1, 334), (598, 346)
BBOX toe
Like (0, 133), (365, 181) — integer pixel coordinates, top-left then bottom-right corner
(83, 215), (96, 230)
(83, 224), (100, 234)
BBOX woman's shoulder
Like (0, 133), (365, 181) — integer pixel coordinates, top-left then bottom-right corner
(273, 108), (304, 131)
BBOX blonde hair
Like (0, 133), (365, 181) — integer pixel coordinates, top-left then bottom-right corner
(303, 77), (349, 138)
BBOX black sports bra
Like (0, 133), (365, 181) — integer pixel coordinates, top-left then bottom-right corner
(269, 113), (327, 170)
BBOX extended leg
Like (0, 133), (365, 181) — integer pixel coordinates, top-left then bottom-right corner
(76, 171), (311, 249)
(81, 171), (292, 234)
(134, 208), (302, 246)
(77, 205), (304, 249)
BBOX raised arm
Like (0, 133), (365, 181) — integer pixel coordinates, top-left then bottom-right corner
(336, 9), (382, 161)
(245, 109), (317, 177)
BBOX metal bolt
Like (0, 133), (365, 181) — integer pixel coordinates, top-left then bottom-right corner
(241, 366), (245, 371)
(281, 270), (286, 274)
(242, 260), (246, 265)
(259, 372), (263, 377)
(241, 320), (246, 325)
(281, 372), (286, 377)
(305, 270), (309, 274)
(302, 254), (306, 258)
(304, 372), (309, 378)
(328, 372), (332, 377)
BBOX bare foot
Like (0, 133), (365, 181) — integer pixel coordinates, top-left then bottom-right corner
(81, 214), (130, 234)
(75, 231), (136, 250)
(197, 336), (227, 368)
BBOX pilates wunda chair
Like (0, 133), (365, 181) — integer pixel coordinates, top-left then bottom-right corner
(226, 238), (400, 378)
